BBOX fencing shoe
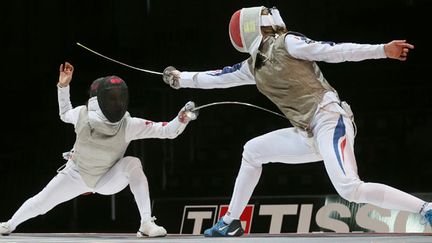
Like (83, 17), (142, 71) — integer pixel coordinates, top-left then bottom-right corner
(136, 217), (167, 238)
(204, 218), (244, 237)
(0, 222), (12, 236)
(424, 209), (432, 226)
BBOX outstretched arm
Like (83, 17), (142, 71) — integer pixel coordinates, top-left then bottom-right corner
(125, 101), (198, 142)
(162, 61), (256, 89)
(285, 34), (414, 63)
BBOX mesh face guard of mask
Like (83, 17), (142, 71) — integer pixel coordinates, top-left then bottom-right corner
(89, 76), (129, 123)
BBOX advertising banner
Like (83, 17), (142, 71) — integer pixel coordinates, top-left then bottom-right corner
(152, 193), (432, 234)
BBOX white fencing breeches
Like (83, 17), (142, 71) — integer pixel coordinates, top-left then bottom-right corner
(7, 156), (151, 230)
(226, 101), (425, 220)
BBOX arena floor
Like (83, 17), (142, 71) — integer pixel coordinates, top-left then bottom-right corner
(1, 233), (431, 243)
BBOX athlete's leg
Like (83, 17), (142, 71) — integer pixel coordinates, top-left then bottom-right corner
(313, 103), (426, 213)
(95, 156), (166, 237)
(204, 127), (323, 236)
(6, 161), (89, 232)
(95, 156), (152, 223)
(225, 127), (322, 222)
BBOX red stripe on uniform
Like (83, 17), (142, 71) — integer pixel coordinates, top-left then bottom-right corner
(340, 137), (347, 163)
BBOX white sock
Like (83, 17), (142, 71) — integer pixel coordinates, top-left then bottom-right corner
(128, 169), (152, 223)
(222, 213), (235, 224)
(226, 158), (262, 221)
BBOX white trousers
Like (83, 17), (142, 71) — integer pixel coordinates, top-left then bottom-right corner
(8, 156), (151, 230)
(226, 96), (426, 220)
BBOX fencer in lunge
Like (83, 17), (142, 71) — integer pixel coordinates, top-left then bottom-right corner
(162, 6), (432, 237)
(0, 62), (198, 237)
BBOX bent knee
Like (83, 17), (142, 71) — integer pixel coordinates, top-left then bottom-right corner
(242, 139), (266, 167)
(334, 180), (364, 203)
(123, 156), (143, 173)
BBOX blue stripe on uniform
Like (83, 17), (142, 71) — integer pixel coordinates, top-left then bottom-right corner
(208, 62), (242, 76)
(333, 115), (346, 175)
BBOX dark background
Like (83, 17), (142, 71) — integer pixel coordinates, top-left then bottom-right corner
(1, 0), (431, 233)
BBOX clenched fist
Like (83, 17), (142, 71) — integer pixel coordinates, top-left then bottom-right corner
(163, 66), (181, 89)
(178, 101), (198, 123)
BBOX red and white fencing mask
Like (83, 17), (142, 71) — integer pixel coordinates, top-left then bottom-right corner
(229, 6), (286, 56)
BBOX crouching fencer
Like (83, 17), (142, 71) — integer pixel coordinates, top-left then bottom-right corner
(0, 62), (198, 237)
(162, 6), (432, 237)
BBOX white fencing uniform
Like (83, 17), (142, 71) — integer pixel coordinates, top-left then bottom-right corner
(5, 84), (188, 231)
(177, 33), (427, 221)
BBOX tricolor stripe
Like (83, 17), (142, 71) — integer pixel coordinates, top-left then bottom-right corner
(333, 116), (347, 175)
(208, 62), (242, 76)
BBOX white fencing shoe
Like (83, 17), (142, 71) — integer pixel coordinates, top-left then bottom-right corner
(136, 217), (167, 238)
(0, 222), (13, 236)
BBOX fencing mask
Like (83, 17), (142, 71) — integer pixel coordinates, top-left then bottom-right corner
(89, 76), (129, 123)
(229, 6), (286, 56)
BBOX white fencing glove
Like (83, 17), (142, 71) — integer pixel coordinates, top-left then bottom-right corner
(178, 101), (198, 123)
(163, 66), (181, 89)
